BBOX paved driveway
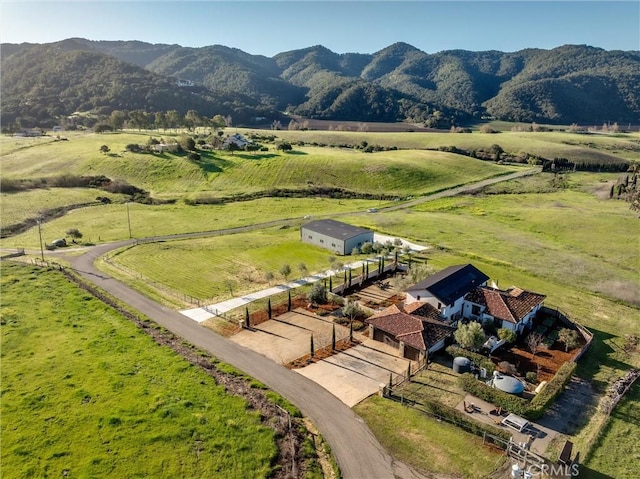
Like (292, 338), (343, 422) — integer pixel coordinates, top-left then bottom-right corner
(296, 340), (412, 407)
(230, 308), (350, 365)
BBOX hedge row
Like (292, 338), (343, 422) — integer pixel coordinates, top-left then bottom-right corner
(526, 361), (577, 420)
(445, 345), (496, 375)
(458, 373), (530, 417)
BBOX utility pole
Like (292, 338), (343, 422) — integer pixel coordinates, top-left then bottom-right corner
(37, 219), (44, 261)
(126, 202), (132, 239)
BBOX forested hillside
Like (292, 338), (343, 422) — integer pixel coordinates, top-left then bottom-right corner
(1, 39), (638, 129)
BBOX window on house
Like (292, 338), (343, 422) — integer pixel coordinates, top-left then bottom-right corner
(437, 302), (442, 310)
(416, 295), (421, 301)
(308, 235), (313, 239)
(471, 305), (481, 316)
(331, 243), (336, 247)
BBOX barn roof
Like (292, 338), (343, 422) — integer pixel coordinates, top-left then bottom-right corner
(301, 219), (372, 241)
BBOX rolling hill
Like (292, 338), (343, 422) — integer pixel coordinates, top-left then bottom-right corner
(1, 39), (639, 128)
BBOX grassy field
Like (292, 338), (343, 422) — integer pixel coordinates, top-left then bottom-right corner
(354, 396), (505, 478)
(0, 131), (519, 199)
(0, 188), (126, 229)
(100, 227), (349, 303)
(0, 263), (279, 478)
(250, 128), (640, 163)
(0, 197), (381, 249)
(584, 381), (640, 477)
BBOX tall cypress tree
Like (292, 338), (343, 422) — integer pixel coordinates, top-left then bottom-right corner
(267, 298), (272, 319)
(332, 324), (336, 350)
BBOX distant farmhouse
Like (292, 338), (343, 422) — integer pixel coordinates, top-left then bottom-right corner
(366, 263), (546, 361)
(223, 133), (249, 149)
(301, 219), (373, 255)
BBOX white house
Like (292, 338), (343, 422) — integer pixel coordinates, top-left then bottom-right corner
(223, 133), (249, 149)
(463, 286), (546, 335)
(405, 264), (489, 322)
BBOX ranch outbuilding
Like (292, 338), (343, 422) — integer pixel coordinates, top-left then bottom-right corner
(300, 219), (373, 255)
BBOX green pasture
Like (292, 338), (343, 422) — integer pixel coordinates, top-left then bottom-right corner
(99, 227), (361, 303)
(245, 128), (640, 163)
(203, 147), (516, 197)
(0, 197), (380, 249)
(0, 263), (278, 478)
(1, 131), (519, 199)
(354, 396), (504, 478)
(339, 172), (640, 307)
(1, 188), (126, 229)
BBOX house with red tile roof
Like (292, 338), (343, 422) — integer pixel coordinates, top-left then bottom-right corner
(463, 286), (546, 335)
(365, 303), (455, 361)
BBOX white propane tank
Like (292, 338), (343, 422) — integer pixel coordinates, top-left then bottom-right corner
(511, 464), (521, 478)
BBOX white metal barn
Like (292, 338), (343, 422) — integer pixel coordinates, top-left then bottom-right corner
(301, 219), (373, 255)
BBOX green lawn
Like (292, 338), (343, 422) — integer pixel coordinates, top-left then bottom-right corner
(354, 396), (504, 478)
(0, 263), (278, 478)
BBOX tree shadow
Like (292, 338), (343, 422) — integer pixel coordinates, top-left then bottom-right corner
(234, 153), (279, 160)
(284, 150), (308, 156)
(575, 464), (615, 479)
(189, 152), (234, 174)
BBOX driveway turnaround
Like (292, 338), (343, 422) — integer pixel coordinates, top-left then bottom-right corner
(296, 340), (412, 407)
(70, 241), (429, 479)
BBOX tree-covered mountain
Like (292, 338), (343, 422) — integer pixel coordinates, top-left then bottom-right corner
(1, 39), (638, 129)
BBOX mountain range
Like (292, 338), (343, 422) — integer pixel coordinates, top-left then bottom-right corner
(1, 38), (639, 128)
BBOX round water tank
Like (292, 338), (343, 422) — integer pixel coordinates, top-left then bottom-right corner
(453, 357), (471, 374)
(493, 375), (525, 396)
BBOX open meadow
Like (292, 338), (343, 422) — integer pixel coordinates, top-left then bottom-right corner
(1, 128), (638, 478)
(0, 263), (281, 478)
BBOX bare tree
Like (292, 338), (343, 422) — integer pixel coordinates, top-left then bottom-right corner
(527, 332), (544, 356)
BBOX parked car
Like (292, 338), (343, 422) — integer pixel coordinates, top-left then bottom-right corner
(50, 238), (67, 248)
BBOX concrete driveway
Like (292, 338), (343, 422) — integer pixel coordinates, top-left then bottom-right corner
(230, 308), (351, 365)
(230, 308), (412, 407)
(296, 340), (412, 407)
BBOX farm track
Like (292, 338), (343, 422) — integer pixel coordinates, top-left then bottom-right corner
(65, 168), (538, 479)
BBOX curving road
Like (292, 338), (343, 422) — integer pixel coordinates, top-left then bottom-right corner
(70, 242), (427, 479)
(65, 169), (540, 479)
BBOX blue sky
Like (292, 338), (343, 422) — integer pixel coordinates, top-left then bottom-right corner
(1, 1), (638, 56)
